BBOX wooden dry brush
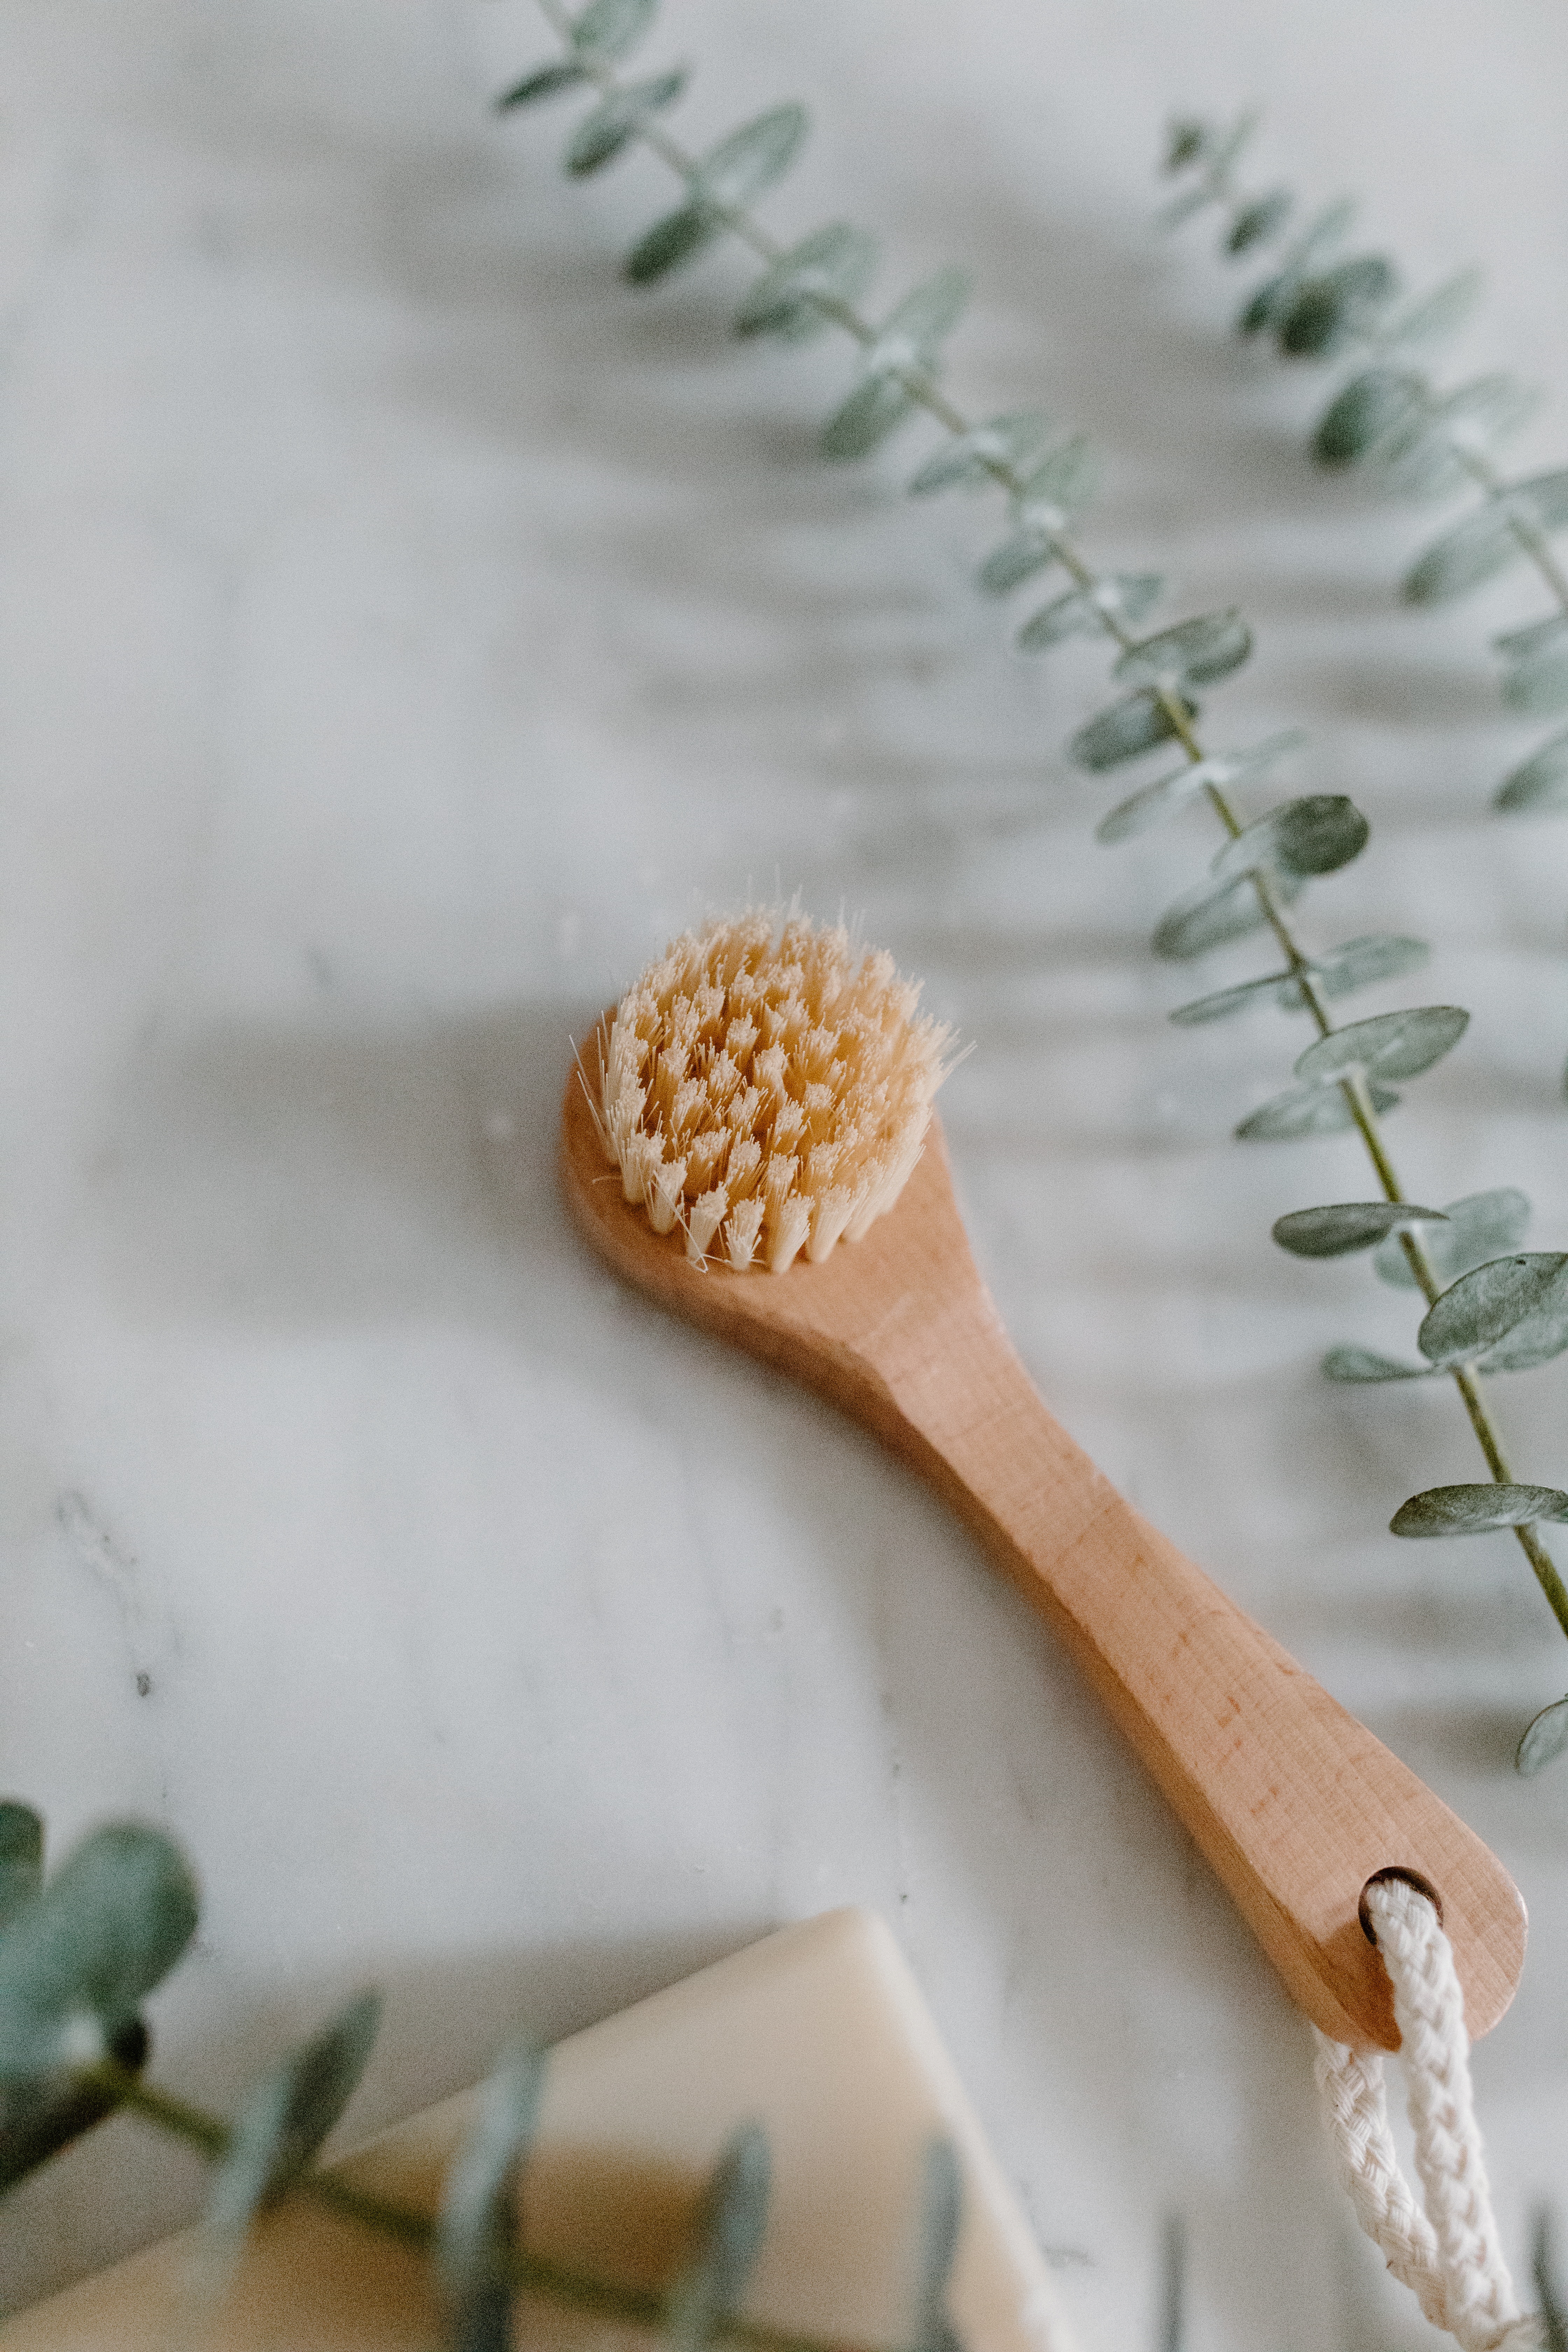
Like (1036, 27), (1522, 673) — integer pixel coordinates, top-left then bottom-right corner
(1158, 119), (1568, 986)
(0, 1804), (962, 2352)
(499, 0), (1568, 1770)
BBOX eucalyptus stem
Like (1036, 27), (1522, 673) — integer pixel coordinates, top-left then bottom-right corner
(92, 2060), (844, 2352)
(1454, 442), (1568, 619)
(527, 1), (1567, 1636)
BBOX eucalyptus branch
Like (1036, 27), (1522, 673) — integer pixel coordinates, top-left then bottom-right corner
(500, 0), (1568, 1766)
(0, 1808), (960, 2352)
(1161, 115), (1568, 855)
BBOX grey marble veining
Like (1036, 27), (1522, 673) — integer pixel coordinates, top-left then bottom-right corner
(4, 4), (1568, 2347)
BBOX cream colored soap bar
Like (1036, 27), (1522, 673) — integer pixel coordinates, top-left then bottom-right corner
(2, 1909), (1077, 2352)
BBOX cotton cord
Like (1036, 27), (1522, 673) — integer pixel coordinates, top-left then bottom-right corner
(1313, 1876), (1536, 2352)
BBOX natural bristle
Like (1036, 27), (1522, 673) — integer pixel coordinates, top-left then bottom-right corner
(596, 910), (953, 1272)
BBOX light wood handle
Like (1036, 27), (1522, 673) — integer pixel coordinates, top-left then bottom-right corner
(872, 1290), (1525, 2049)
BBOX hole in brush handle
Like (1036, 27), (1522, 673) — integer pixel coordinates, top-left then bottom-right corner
(1359, 1865), (1446, 1944)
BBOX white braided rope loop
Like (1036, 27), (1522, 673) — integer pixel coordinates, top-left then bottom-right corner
(1312, 1876), (1535, 2352)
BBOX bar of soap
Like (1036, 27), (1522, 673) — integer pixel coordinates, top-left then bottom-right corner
(2, 1909), (1077, 2352)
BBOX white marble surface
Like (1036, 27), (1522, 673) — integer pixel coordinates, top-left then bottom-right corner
(4, 2), (1568, 2345)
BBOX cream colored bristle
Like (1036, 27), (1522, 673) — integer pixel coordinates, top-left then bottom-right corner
(598, 910), (953, 1272)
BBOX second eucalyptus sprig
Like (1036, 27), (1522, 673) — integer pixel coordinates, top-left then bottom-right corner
(1161, 117), (1568, 835)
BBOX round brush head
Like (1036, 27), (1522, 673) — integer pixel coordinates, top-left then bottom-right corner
(594, 909), (953, 1272)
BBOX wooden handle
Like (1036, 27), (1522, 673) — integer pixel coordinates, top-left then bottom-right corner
(871, 1288), (1525, 2049)
(560, 1065), (1526, 2049)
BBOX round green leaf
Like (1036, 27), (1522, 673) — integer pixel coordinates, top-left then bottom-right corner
(1234, 1076), (1398, 1142)
(1496, 726), (1568, 814)
(1072, 691), (1197, 775)
(1210, 795), (1368, 884)
(667, 2127), (774, 2352)
(1163, 118), (1210, 173)
(439, 2039), (548, 2350)
(1314, 369), (1425, 467)
(1017, 573), (1161, 654)
(0, 2015), (149, 2196)
(1097, 729), (1305, 846)
(1314, 932), (1430, 1000)
(1228, 190), (1292, 253)
(1517, 1696), (1568, 1776)
(871, 266), (972, 364)
(1416, 1253), (1568, 1368)
(624, 203), (719, 284)
(1272, 1202), (1447, 1260)
(0, 1823), (198, 2082)
(495, 60), (589, 110)
(976, 529), (1057, 596)
(566, 70), (687, 176)
(1293, 1004), (1468, 1089)
(736, 224), (878, 343)
(694, 104), (808, 210)
(1322, 1345), (1432, 1383)
(820, 374), (915, 460)
(908, 410), (1051, 494)
(0, 1805), (43, 1930)
(1404, 503), (1524, 605)
(1154, 864), (1305, 964)
(1374, 1186), (1532, 1291)
(1169, 968), (1299, 1025)
(1391, 1484), (1568, 1538)
(1377, 267), (1483, 354)
(1278, 255), (1397, 356)
(208, 1991), (383, 2241)
(570, 0), (657, 61)
(1114, 609), (1251, 692)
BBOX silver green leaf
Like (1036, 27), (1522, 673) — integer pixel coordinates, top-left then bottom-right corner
(976, 438), (1099, 592)
(1406, 470), (1568, 604)
(1374, 267), (1484, 355)
(821, 268), (972, 462)
(1496, 726), (1568, 814)
(1163, 117), (1211, 173)
(911, 2137), (964, 2352)
(1377, 376), (1544, 500)
(1228, 190), (1292, 253)
(666, 2127), (772, 2352)
(909, 410), (1054, 495)
(570, 0), (657, 61)
(624, 204), (719, 284)
(1278, 255), (1398, 358)
(1272, 1203), (1447, 1260)
(1314, 369), (1426, 468)
(1391, 1484), (1568, 1538)
(1322, 1345), (1432, 1382)
(1153, 863), (1304, 963)
(820, 374), (916, 459)
(0, 1823), (198, 2082)
(207, 1992), (382, 2243)
(1017, 573), (1161, 654)
(1072, 691), (1197, 775)
(1114, 609), (1251, 692)
(566, 70), (687, 176)
(1170, 932), (1429, 1026)
(1096, 729), (1305, 845)
(0, 1807), (43, 1931)
(1210, 795), (1368, 884)
(1315, 932), (1430, 998)
(1238, 197), (1358, 335)
(1235, 1077), (1399, 1142)
(1373, 1186), (1531, 1292)
(1293, 1004), (1468, 1089)
(438, 2039), (548, 2352)
(1518, 1697), (1568, 1777)
(735, 224), (877, 343)
(694, 104), (808, 210)
(495, 60), (589, 109)
(1498, 615), (1568, 716)
(1416, 1253), (1568, 1370)
(1169, 968), (1300, 1025)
